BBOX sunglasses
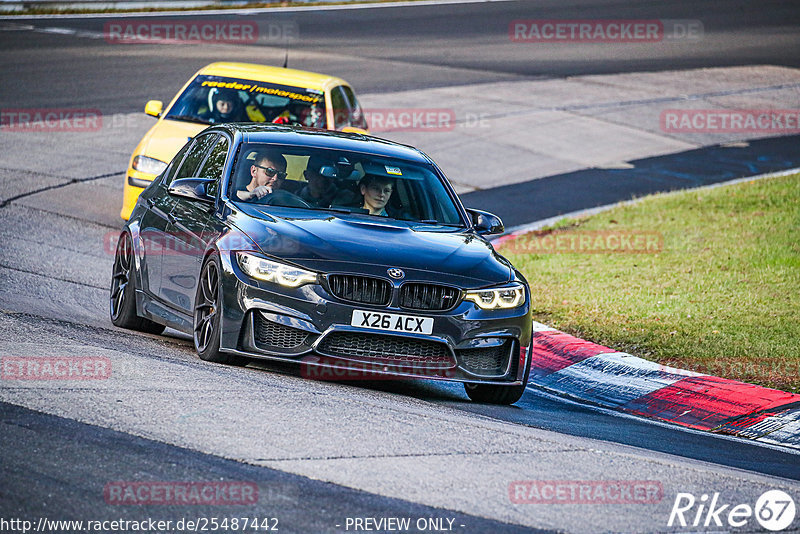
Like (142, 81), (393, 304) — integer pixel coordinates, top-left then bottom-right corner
(253, 165), (287, 180)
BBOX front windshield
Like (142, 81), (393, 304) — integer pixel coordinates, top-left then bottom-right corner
(165, 75), (326, 128)
(229, 143), (465, 226)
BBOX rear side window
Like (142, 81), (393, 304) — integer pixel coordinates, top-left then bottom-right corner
(342, 85), (367, 130)
(331, 86), (350, 130)
(331, 85), (368, 130)
(196, 135), (229, 198)
(174, 134), (218, 182)
(197, 135), (229, 182)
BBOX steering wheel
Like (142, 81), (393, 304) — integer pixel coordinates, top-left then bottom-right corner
(253, 189), (311, 209)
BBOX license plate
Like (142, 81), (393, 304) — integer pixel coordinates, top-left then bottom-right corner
(351, 310), (433, 335)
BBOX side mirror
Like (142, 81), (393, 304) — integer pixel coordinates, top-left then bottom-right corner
(466, 208), (504, 235)
(144, 100), (163, 118)
(168, 178), (215, 204)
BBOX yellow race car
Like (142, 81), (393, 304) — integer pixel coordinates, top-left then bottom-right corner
(121, 61), (369, 219)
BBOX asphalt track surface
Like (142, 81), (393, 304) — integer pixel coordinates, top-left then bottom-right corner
(2, 1), (800, 532)
(2, 0), (800, 111)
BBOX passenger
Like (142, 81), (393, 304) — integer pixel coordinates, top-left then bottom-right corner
(236, 152), (287, 201)
(298, 156), (339, 208)
(359, 175), (395, 216)
(206, 88), (246, 123)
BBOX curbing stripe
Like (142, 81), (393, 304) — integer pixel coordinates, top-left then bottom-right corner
(518, 168), (800, 449)
(529, 330), (616, 378)
(529, 328), (800, 450)
(536, 352), (704, 409)
(750, 408), (800, 448)
(622, 376), (800, 430)
(530, 321), (556, 333)
(715, 402), (800, 439)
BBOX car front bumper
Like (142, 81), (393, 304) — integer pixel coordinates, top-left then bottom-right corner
(217, 252), (532, 385)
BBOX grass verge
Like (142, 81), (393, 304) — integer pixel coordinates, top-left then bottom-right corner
(499, 173), (800, 393)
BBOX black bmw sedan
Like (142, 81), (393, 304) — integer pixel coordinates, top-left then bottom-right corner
(111, 124), (532, 404)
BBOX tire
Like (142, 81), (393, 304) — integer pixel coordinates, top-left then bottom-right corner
(110, 232), (166, 335)
(193, 254), (246, 366)
(463, 344), (532, 405)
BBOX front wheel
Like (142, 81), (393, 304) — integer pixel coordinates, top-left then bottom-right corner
(109, 232), (165, 335)
(193, 254), (246, 366)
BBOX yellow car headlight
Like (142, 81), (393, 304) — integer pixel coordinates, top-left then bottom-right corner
(237, 252), (317, 288)
(132, 155), (168, 175)
(464, 282), (526, 310)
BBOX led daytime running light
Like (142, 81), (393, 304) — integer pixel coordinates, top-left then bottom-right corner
(237, 253), (317, 288)
(464, 283), (525, 309)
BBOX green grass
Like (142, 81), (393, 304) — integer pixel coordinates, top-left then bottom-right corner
(499, 173), (800, 393)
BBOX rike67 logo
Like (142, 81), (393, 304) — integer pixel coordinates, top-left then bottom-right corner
(668, 490), (796, 531)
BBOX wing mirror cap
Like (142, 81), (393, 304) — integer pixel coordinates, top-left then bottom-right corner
(168, 177), (215, 203)
(145, 100), (163, 118)
(466, 208), (504, 235)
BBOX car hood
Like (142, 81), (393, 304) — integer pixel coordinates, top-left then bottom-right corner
(232, 209), (512, 287)
(139, 119), (206, 164)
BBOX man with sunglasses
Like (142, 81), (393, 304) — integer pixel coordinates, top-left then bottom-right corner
(236, 151), (288, 201)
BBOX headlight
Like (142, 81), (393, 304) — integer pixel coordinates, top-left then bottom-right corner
(132, 155), (168, 175)
(236, 253), (317, 288)
(464, 282), (525, 310)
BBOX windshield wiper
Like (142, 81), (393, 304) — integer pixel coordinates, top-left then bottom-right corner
(320, 206), (369, 215)
(413, 219), (464, 227)
(165, 115), (211, 125)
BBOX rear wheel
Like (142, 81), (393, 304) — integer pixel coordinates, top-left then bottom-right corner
(193, 254), (246, 366)
(464, 345), (531, 405)
(109, 232), (165, 335)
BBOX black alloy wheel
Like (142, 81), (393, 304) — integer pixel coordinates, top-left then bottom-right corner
(109, 232), (165, 334)
(193, 254), (245, 366)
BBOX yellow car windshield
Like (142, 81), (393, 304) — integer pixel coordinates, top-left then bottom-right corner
(165, 74), (327, 128)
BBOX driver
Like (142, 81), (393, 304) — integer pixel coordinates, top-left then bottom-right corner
(236, 152), (287, 201)
(205, 87), (246, 123)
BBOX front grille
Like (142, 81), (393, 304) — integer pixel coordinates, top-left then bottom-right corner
(328, 274), (391, 306)
(254, 313), (311, 350)
(400, 283), (461, 311)
(318, 332), (454, 368)
(457, 340), (511, 376)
